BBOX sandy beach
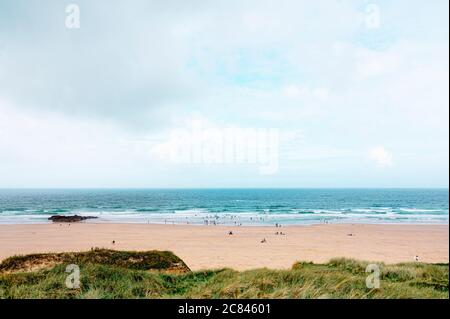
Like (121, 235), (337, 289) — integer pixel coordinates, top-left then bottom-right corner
(0, 223), (448, 270)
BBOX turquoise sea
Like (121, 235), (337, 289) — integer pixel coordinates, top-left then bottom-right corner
(0, 189), (448, 225)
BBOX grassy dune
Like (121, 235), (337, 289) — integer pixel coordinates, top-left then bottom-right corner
(0, 249), (447, 299)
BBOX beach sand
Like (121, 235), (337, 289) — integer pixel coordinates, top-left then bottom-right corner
(0, 223), (448, 270)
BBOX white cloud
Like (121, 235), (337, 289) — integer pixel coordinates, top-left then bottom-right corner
(282, 85), (329, 100)
(356, 48), (402, 78)
(368, 146), (393, 167)
(0, 1), (448, 187)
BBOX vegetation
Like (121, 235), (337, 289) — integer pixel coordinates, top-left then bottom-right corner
(0, 249), (190, 273)
(0, 249), (447, 299)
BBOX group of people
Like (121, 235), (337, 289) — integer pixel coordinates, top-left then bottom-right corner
(226, 223), (286, 244)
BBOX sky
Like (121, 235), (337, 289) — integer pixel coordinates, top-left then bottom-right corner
(0, 0), (448, 188)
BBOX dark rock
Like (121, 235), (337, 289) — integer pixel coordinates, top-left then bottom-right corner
(48, 215), (97, 223)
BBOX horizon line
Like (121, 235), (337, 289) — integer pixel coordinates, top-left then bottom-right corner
(0, 187), (448, 190)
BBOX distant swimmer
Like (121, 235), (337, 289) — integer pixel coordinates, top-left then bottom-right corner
(261, 238), (267, 243)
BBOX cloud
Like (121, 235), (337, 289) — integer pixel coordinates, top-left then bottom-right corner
(356, 47), (402, 78)
(282, 85), (329, 100)
(368, 146), (393, 167)
(0, 0), (448, 187)
(0, 0), (360, 129)
(0, 1), (205, 129)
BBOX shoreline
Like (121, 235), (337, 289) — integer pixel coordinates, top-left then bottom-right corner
(0, 223), (448, 270)
(0, 220), (448, 226)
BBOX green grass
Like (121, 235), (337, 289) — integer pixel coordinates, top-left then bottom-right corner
(0, 250), (447, 299)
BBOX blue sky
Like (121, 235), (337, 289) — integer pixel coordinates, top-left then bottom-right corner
(0, 0), (448, 188)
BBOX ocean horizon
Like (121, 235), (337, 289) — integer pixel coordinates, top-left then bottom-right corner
(0, 188), (448, 225)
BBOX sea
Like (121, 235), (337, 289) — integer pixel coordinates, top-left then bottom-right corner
(0, 188), (448, 225)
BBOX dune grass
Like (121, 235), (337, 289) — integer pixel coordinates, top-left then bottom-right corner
(0, 249), (190, 273)
(0, 250), (447, 299)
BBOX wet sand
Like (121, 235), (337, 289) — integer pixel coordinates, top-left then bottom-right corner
(0, 223), (447, 270)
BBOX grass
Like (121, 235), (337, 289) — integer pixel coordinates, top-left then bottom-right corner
(0, 250), (447, 299)
(0, 248), (190, 273)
